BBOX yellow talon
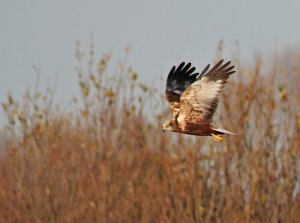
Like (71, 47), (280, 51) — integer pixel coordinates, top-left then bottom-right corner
(211, 133), (223, 142)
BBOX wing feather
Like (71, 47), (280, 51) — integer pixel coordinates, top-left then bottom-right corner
(165, 62), (199, 103)
(179, 60), (235, 123)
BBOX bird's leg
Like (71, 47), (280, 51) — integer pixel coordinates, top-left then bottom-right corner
(211, 133), (223, 142)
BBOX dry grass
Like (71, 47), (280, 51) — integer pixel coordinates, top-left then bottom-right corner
(1, 42), (300, 223)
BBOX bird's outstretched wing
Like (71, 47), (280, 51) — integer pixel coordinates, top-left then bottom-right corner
(165, 62), (199, 103)
(179, 59), (235, 125)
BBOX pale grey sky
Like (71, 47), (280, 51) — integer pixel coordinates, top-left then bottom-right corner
(1, 0), (300, 113)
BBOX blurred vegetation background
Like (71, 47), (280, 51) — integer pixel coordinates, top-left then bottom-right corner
(0, 40), (300, 223)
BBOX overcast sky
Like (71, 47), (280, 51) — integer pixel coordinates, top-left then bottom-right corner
(1, 0), (300, 120)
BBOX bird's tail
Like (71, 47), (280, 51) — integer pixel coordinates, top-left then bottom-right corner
(211, 127), (237, 135)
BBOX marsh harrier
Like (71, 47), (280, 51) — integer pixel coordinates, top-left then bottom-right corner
(162, 59), (236, 141)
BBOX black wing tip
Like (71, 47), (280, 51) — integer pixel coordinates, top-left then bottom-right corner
(171, 61), (197, 76)
(166, 66), (176, 81)
(215, 59), (236, 71)
(218, 59), (224, 63)
(176, 61), (186, 71)
(198, 59), (236, 80)
(199, 64), (210, 79)
(165, 61), (199, 102)
(215, 59), (232, 68)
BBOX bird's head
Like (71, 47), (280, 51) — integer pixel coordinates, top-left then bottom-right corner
(162, 120), (176, 132)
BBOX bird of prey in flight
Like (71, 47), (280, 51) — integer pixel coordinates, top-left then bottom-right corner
(162, 59), (236, 141)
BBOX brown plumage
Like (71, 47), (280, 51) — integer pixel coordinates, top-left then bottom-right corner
(162, 59), (236, 141)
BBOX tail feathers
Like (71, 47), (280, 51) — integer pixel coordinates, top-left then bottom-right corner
(212, 127), (237, 135)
